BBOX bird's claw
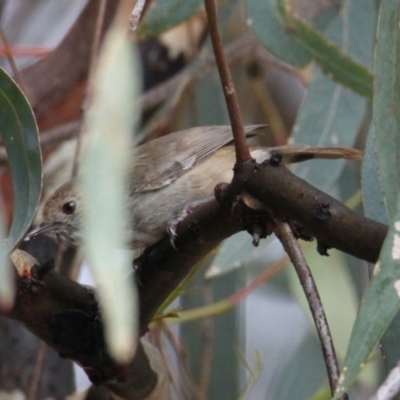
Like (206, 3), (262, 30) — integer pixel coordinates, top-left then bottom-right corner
(167, 198), (212, 250)
(167, 209), (189, 250)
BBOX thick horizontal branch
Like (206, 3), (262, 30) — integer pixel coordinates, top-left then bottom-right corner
(5, 256), (157, 400)
(235, 159), (387, 263)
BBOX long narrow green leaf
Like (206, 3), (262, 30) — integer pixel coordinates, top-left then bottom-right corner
(277, 0), (373, 98)
(0, 68), (42, 250)
(333, 195), (400, 399)
(292, 0), (376, 191)
(79, 23), (140, 363)
(373, 0), (400, 222)
(341, 0), (400, 391)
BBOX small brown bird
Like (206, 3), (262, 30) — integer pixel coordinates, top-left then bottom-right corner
(26, 125), (362, 248)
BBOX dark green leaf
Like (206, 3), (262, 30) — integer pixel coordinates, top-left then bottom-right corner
(0, 68), (42, 251)
(277, 0), (373, 98)
(373, 0), (400, 222)
(137, 0), (202, 37)
(333, 194), (400, 399)
(292, 0), (376, 191)
(246, 0), (312, 67)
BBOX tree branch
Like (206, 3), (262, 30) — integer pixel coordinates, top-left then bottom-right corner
(6, 250), (158, 400)
(273, 221), (344, 399)
(204, 0), (250, 162)
(236, 160), (387, 263)
(3, 159), (388, 397)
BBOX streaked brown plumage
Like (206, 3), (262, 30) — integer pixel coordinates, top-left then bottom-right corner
(26, 125), (362, 248)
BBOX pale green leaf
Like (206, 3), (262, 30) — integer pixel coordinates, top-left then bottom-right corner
(79, 24), (140, 363)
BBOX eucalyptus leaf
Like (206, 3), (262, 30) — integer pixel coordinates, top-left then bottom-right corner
(276, 0), (373, 98)
(0, 68), (42, 251)
(291, 0), (376, 191)
(79, 24), (140, 363)
(246, 0), (312, 67)
(291, 69), (365, 192)
(362, 126), (388, 226)
(373, 0), (400, 222)
(0, 68), (41, 305)
(205, 232), (275, 279)
(334, 193), (400, 399)
(136, 0), (202, 37)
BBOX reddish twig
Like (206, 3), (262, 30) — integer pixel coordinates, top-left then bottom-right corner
(203, 0), (250, 163)
(0, 46), (51, 57)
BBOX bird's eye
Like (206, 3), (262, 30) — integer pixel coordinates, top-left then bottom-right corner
(62, 201), (76, 215)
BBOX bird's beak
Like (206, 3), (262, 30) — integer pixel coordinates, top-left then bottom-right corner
(24, 222), (60, 241)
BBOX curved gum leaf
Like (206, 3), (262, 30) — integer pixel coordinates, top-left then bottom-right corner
(0, 68), (42, 251)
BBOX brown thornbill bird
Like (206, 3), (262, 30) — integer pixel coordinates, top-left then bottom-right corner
(26, 125), (362, 249)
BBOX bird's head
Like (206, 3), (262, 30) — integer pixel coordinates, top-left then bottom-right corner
(26, 180), (82, 246)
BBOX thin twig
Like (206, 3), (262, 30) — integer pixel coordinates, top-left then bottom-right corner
(152, 327), (191, 400)
(0, 27), (24, 89)
(149, 241), (290, 328)
(204, 0), (250, 163)
(26, 341), (47, 400)
(370, 362), (400, 400)
(72, 0), (108, 177)
(162, 323), (202, 398)
(273, 221), (345, 399)
(0, 45), (50, 57)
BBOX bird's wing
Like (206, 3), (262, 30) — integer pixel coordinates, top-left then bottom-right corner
(131, 125), (266, 193)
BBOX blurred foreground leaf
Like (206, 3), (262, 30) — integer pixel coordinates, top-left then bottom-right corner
(80, 19), (140, 363)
